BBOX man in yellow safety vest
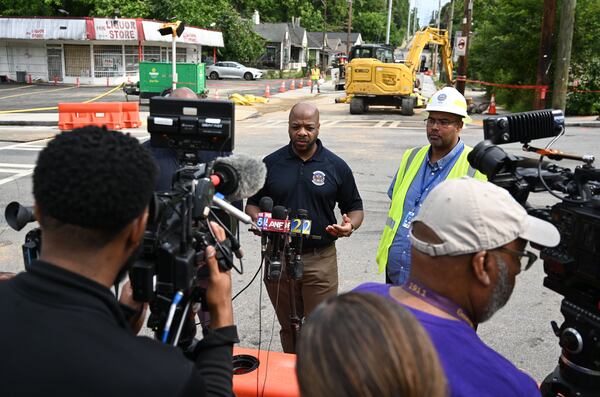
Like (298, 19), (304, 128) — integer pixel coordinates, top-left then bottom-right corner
(310, 64), (321, 94)
(376, 86), (486, 285)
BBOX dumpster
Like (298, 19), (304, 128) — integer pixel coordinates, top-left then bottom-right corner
(139, 62), (206, 99)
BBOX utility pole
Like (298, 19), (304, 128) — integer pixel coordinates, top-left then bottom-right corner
(347, 0), (353, 56)
(322, 0), (327, 68)
(432, 0), (441, 75)
(552, 0), (576, 112)
(385, 0), (392, 44)
(406, 0), (412, 42)
(455, 0), (473, 95)
(447, 0), (455, 40)
(533, 0), (557, 110)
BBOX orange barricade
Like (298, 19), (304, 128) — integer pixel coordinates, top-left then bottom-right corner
(122, 102), (141, 128)
(58, 103), (125, 131)
(233, 347), (299, 397)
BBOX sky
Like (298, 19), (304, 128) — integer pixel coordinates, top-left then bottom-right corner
(413, 0), (451, 28)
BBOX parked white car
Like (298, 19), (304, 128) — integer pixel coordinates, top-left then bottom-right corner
(206, 62), (263, 80)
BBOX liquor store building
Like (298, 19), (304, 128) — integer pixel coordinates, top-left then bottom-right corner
(0, 17), (224, 85)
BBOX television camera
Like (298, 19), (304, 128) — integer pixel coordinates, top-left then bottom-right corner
(5, 97), (266, 352)
(467, 109), (600, 397)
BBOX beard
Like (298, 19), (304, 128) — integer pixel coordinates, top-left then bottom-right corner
(479, 256), (514, 323)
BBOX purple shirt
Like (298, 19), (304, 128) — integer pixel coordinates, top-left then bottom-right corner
(353, 282), (541, 397)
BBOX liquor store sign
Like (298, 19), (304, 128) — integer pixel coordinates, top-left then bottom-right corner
(94, 19), (138, 40)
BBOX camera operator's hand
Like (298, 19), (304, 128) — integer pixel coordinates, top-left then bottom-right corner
(119, 280), (148, 334)
(0, 272), (16, 281)
(205, 222), (233, 329)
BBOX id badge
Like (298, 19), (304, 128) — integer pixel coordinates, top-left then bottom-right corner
(401, 210), (416, 229)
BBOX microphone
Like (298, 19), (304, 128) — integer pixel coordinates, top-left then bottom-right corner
(267, 205), (288, 280)
(289, 209), (308, 280)
(212, 195), (253, 225)
(211, 154), (267, 201)
(258, 197), (273, 255)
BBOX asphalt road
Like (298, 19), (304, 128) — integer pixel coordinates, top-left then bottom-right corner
(0, 78), (296, 113)
(1, 90), (599, 384)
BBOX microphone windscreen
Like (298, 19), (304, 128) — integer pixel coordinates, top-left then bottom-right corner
(259, 196), (273, 212)
(272, 205), (287, 220)
(214, 154), (267, 201)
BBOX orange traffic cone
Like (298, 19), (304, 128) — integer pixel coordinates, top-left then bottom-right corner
(307, 80), (312, 87)
(264, 85), (271, 98)
(215, 89), (220, 100)
(298, 79), (304, 89)
(290, 79), (295, 90)
(278, 81), (286, 93)
(488, 93), (497, 115)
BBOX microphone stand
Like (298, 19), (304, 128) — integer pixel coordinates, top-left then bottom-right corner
(285, 241), (303, 350)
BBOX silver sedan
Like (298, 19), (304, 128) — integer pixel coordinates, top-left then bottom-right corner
(206, 61), (263, 80)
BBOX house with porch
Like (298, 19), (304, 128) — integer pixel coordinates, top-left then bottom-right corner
(252, 12), (307, 71)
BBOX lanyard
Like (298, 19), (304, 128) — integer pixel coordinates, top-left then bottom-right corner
(402, 280), (475, 329)
(414, 146), (463, 207)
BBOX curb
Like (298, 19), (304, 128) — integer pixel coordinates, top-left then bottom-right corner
(0, 120), (57, 126)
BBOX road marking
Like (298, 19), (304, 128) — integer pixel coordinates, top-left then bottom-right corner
(0, 139), (51, 151)
(0, 85), (77, 100)
(0, 163), (35, 186)
(0, 85), (35, 92)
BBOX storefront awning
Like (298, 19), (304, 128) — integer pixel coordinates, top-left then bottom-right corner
(0, 18), (87, 40)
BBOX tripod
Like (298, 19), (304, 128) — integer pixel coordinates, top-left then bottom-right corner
(284, 242), (304, 350)
(540, 298), (600, 396)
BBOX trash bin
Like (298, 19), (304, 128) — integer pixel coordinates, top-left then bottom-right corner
(16, 71), (27, 83)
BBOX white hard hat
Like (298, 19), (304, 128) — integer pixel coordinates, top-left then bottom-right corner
(425, 86), (468, 118)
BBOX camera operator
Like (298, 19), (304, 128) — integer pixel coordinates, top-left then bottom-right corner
(355, 177), (560, 396)
(0, 126), (238, 397)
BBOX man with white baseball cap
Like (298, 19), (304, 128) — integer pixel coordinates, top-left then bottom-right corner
(377, 86), (487, 285)
(357, 177), (559, 396)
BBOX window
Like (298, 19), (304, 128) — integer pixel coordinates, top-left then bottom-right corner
(124, 46), (139, 76)
(93, 45), (123, 78)
(64, 45), (91, 77)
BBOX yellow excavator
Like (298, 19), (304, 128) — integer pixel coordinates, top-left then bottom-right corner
(345, 27), (453, 115)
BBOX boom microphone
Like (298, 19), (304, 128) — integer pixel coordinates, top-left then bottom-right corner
(211, 154), (267, 201)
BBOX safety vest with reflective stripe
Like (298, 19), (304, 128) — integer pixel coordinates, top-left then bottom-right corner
(375, 144), (487, 273)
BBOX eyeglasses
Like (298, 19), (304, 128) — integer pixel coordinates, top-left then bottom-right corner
(496, 247), (538, 272)
(425, 118), (457, 127)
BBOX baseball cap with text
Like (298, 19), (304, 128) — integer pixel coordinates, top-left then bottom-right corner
(409, 177), (560, 256)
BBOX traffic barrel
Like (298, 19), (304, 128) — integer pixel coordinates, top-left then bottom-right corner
(290, 79), (295, 90)
(278, 81), (286, 93)
(488, 93), (497, 115)
(298, 79), (303, 89)
(264, 85), (271, 98)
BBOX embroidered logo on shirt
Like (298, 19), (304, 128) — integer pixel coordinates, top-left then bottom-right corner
(312, 170), (326, 186)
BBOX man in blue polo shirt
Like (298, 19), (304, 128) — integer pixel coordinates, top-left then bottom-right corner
(356, 178), (560, 397)
(376, 87), (486, 285)
(246, 102), (364, 353)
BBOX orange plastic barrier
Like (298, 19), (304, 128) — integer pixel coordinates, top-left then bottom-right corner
(58, 102), (123, 131)
(233, 347), (299, 397)
(122, 102), (141, 128)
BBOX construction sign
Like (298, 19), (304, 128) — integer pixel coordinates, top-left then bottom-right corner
(455, 36), (468, 56)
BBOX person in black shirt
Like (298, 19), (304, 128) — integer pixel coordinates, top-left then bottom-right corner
(245, 102), (364, 353)
(0, 126), (238, 397)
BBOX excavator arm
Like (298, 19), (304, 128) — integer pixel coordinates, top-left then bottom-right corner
(405, 27), (453, 83)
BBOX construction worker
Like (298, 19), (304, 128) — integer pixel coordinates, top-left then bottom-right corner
(310, 64), (321, 94)
(376, 86), (487, 285)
